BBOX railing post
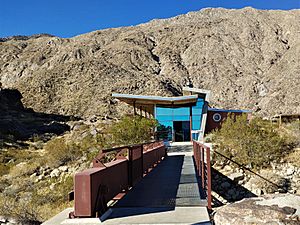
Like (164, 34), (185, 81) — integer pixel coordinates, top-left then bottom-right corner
(201, 147), (205, 189)
(140, 144), (144, 178)
(192, 141), (212, 210)
(128, 147), (133, 187)
(206, 147), (212, 210)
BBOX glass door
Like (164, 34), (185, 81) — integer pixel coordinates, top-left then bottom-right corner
(173, 121), (190, 142)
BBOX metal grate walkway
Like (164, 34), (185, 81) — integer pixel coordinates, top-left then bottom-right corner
(114, 154), (206, 208)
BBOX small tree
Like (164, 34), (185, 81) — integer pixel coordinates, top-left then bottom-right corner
(212, 114), (293, 169)
(108, 115), (158, 146)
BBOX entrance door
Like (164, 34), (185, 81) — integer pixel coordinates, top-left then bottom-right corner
(173, 121), (190, 142)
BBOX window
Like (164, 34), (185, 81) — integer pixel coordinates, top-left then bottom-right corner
(213, 113), (222, 122)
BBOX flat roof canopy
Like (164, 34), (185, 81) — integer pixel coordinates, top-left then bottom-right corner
(112, 93), (199, 105)
(208, 107), (252, 113)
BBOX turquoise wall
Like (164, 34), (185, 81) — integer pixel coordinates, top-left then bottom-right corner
(155, 98), (204, 141)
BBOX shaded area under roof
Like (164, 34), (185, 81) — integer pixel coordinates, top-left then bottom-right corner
(112, 93), (199, 105)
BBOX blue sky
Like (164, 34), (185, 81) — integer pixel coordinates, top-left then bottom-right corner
(0, 0), (299, 38)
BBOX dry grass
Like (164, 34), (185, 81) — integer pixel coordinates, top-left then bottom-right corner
(0, 116), (158, 223)
(45, 137), (80, 167)
(9, 161), (40, 178)
(285, 148), (300, 167)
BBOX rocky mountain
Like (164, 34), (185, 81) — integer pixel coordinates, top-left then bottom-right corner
(0, 7), (299, 118)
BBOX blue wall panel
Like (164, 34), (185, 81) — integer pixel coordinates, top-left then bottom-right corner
(155, 97), (204, 141)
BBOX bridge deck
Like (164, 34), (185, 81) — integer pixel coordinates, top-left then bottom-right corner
(114, 153), (206, 208)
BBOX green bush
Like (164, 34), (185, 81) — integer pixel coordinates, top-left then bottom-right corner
(45, 137), (80, 167)
(108, 115), (158, 146)
(212, 114), (294, 169)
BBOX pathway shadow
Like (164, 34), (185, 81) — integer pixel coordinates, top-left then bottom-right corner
(109, 155), (184, 219)
(211, 168), (256, 207)
(0, 88), (79, 144)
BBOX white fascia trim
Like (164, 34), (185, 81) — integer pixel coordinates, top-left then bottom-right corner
(182, 87), (211, 102)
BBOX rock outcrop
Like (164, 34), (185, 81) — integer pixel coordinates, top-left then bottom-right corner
(212, 162), (300, 206)
(214, 194), (300, 225)
(0, 8), (299, 118)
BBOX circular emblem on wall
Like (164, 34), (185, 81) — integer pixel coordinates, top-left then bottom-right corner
(213, 113), (222, 122)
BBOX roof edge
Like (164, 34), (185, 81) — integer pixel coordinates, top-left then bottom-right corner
(208, 107), (252, 113)
(182, 87), (211, 102)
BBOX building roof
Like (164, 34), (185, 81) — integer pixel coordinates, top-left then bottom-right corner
(112, 93), (199, 105)
(182, 87), (211, 102)
(208, 107), (252, 113)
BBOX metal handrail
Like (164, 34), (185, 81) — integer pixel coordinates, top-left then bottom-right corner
(193, 141), (212, 210)
(72, 140), (166, 218)
(212, 149), (282, 189)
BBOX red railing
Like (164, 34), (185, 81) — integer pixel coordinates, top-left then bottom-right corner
(72, 141), (166, 218)
(193, 141), (212, 209)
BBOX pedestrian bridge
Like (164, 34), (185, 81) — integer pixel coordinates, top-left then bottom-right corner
(43, 141), (212, 225)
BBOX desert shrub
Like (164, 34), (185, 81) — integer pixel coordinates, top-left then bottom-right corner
(0, 163), (10, 176)
(0, 193), (41, 225)
(45, 137), (80, 167)
(9, 161), (40, 178)
(78, 133), (106, 154)
(108, 115), (158, 146)
(212, 114), (294, 169)
(0, 148), (38, 164)
(285, 148), (300, 167)
(0, 175), (74, 223)
(33, 176), (73, 205)
(4, 177), (34, 196)
(29, 175), (74, 221)
(0, 177), (11, 192)
(282, 120), (300, 147)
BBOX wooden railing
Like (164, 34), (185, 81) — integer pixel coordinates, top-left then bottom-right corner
(193, 141), (212, 209)
(71, 141), (166, 218)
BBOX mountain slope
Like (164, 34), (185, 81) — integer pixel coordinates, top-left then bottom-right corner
(0, 7), (299, 118)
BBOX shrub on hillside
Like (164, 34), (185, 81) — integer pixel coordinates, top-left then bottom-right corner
(0, 164), (10, 176)
(45, 137), (80, 167)
(108, 115), (158, 146)
(0, 193), (41, 225)
(212, 114), (294, 169)
(9, 161), (40, 178)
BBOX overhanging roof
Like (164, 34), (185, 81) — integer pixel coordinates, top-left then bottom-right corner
(208, 107), (252, 113)
(182, 87), (211, 102)
(112, 93), (198, 105)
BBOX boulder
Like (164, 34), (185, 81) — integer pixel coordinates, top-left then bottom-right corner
(228, 172), (244, 182)
(0, 216), (7, 223)
(214, 194), (300, 225)
(50, 169), (60, 178)
(58, 165), (68, 172)
(286, 167), (295, 176)
(245, 170), (288, 194)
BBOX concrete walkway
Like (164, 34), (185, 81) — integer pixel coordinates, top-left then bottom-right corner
(43, 145), (211, 225)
